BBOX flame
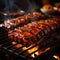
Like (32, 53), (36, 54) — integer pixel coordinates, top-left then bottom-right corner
(28, 46), (38, 54)
(12, 41), (50, 58)
(30, 47), (50, 58)
(22, 44), (34, 51)
(30, 51), (39, 58)
(53, 55), (60, 60)
(31, 54), (35, 58)
(35, 51), (39, 56)
(39, 47), (50, 54)
(22, 44), (39, 58)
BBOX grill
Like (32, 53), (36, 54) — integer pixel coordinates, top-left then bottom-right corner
(0, 33), (60, 60)
(0, 12), (60, 60)
(0, 0), (60, 59)
(0, 24), (60, 60)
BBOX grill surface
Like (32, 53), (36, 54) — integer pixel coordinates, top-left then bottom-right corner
(0, 27), (60, 60)
(0, 14), (60, 60)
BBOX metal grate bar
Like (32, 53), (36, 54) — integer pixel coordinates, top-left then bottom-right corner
(0, 39), (7, 43)
(17, 38), (45, 55)
(18, 45), (37, 54)
(1, 40), (12, 46)
(9, 45), (24, 52)
(6, 43), (17, 49)
(14, 37), (46, 55)
(25, 48), (40, 57)
(13, 45), (24, 51)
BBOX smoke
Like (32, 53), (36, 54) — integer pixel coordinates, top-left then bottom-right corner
(2, 0), (21, 20)
(3, 0), (20, 13)
(26, 0), (36, 13)
(2, 0), (36, 20)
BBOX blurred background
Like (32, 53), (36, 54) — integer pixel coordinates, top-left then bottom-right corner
(0, 0), (60, 22)
(0, 0), (60, 12)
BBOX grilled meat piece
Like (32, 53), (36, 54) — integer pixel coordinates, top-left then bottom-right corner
(8, 18), (60, 46)
(3, 12), (44, 30)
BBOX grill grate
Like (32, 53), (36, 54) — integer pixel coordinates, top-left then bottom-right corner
(0, 31), (59, 60)
(0, 17), (60, 60)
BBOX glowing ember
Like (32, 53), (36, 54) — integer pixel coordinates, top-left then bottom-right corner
(58, 8), (60, 12)
(28, 46), (38, 54)
(22, 44), (34, 51)
(45, 47), (50, 51)
(15, 44), (22, 48)
(22, 47), (28, 50)
(12, 41), (50, 58)
(12, 41), (17, 45)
